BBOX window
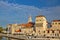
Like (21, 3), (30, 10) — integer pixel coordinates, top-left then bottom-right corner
(55, 23), (57, 24)
(40, 20), (41, 21)
(52, 30), (54, 33)
(55, 34), (59, 36)
(59, 23), (60, 24)
(47, 30), (49, 33)
(43, 31), (45, 33)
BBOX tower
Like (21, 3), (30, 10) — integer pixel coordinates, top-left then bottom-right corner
(28, 16), (32, 23)
(35, 15), (47, 35)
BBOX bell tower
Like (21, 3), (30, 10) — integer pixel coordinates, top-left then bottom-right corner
(28, 16), (32, 23)
(35, 15), (47, 35)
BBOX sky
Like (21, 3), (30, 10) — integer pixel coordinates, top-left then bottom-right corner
(0, 0), (60, 27)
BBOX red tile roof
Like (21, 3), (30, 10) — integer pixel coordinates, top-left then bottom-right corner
(17, 22), (34, 28)
(36, 15), (45, 17)
(52, 20), (60, 22)
(15, 29), (21, 32)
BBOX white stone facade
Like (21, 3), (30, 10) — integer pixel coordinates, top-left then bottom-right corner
(35, 15), (47, 35)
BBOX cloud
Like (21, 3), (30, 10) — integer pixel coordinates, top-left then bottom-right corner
(0, 1), (41, 27)
(40, 6), (60, 22)
(0, 1), (60, 27)
(0, 1), (41, 17)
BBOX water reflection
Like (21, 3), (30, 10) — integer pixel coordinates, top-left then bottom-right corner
(7, 38), (25, 40)
(2, 37), (17, 40)
(7, 38), (18, 40)
(0, 36), (3, 40)
(1, 37), (24, 40)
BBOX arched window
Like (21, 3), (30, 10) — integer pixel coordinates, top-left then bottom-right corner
(47, 30), (49, 33)
(52, 30), (54, 33)
(43, 31), (45, 33)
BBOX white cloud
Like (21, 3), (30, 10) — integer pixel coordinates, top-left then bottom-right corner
(0, 1), (42, 25)
(40, 6), (60, 21)
(0, 1), (60, 27)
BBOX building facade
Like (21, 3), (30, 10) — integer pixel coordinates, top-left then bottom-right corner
(7, 16), (34, 34)
(45, 20), (60, 37)
(7, 15), (60, 37)
(7, 24), (21, 34)
(51, 20), (60, 30)
(35, 15), (47, 36)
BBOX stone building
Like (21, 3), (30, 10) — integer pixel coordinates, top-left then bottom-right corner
(7, 24), (21, 34)
(18, 22), (34, 35)
(7, 16), (34, 34)
(45, 20), (60, 37)
(20, 16), (34, 35)
(51, 20), (60, 30)
(35, 15), (48, 36)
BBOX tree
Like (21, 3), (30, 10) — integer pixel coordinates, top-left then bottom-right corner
(0, 27), (3, 33)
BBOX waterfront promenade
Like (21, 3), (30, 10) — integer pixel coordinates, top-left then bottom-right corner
(0, 33), (60, 40)
(0, 33), (27, 40)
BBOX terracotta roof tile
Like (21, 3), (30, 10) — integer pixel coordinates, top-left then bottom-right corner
(36, 15), (45, 17)
(53, 20), (60, 22)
